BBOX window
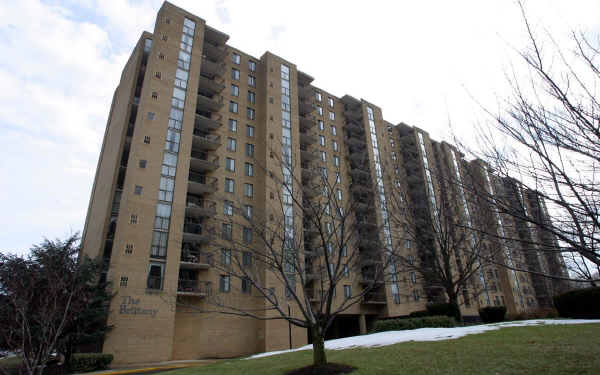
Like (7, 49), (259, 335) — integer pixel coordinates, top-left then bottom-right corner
(333, 156), (340, 168)
(393, 293), (401, 304)
(410, 272), (417, 284)
(248, 75), (256, 87)
(221, 248), (232, 265)
(321, 168), (328, 179)
(243, 227), (252, 243)
(244, 183), (253, 198)
(326, 222), (332, 233)
(343, 264), (349, 277)
(158, 176), (174, 201)
(342, 246), (347, 257)
(151, 231), (167, 258)
(318, 120), (324, 131)
(147, 262), (164, 290)
(247, 107), (255, 120)
(344, 285), (351, 299)
(335, 172), (341, 184)
(154, 203), (171, 230)
(245, 162), (254, 176)
(242, 277), (252, 294)
(120, 276), (128, 287)
(406, 239), (411, 249)
(155, 71), (161, 79)
(224, 200), (234, 216)
(228, 119), (237, 132)
(317, 106), (323, 116)
(331, 126), (337, 136)
(320, 151), (326, 162)
(328, 97), (334, 108)
(245, 143), (254, 157)
(319, 135), (325, 146)
(232, 68), (240, 80)
(229, 101), (238, 113)
(139, 160), (147, 168)
(248, 91), (255, 104)
(408, 255), (415, 265)
(148, 112), (155, 120)
(225, 157), (235, 172)
(413, 289), (420, 302)
(332, 140), (338, 152)
(248, 60), (256, 72)
(246, 125), (254, 137)
(227, 138), (237, 151)
(243, 251), (253, 266)
(225, 178), (234, 193)
(152, 92), (158, 100)
(165, 129), (180, 152)
(315, 91), (322, 101)
(134, 185), (143, 195)
(329, 112), (335, 121)
(336, 189), (342, 201)
(220, 275), (231, 292)
(230, 84), (239, 97)
(232, 53), (241, 65)
(144, 136), (151, 144)
(125, 243), (134, 254)
(159, 53), (165, 60)
(244, 204), (253, 218)
(130, 214), (138, 224)
(222, 223), (233, 240)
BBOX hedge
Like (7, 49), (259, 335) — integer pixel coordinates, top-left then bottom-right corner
(372, 316), (456, 332)
(426, 302), (461, 320)
(479, 306), (507, 323)
(70, 353), (114, 373)
(553, 287), (600, 319)
(408, 310), (429, 318)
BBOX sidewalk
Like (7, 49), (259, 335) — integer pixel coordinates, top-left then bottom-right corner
(75, 360), (218, 375)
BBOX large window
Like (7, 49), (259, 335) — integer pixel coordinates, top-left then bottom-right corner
(230, 84), (239, 97)
(224, 200), (234, 216)
(225, 178), (235, 193)
(220, 275), (231, 292)
(244, 183), (253, 198)
(248, 75), (256, 87)
(225, 157), (235, 172)
(248, 91), (255, 104)
(247, 107), (255, 120)
(227, 138), (237, 151)
(245, 143), (254, 157)
(229, 101), (238, 113)
(228, 119), (237, 132)
(248, 60), (256, 72)
(245, 162), (254, 176)
(246, 125), (254, 137)
(232, 68), (240, 80)
(147, 262), (164, 290)
(232, 53), (241, 65)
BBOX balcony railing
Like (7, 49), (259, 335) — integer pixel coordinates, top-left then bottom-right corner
(194, 113), (222, 131)
(187, 172), (218, 195)
(362, 290), (387, 305)
(344, 107), (363, 120)
(180, 250), (213, 269)
(177, 279), (212, 297)
(190, 151), (219, 172)
(300, 131), (317, 145)
(305, 288), (321, 302)
(198, 75), (225, 96)
(196, 93), (223, 112)
(299, 100), (315, 116)
(185, 198), (217, 218)
(192, 131), (221, 151)
(344, 121), (365, 134)
(300, 114), (316, 130)
(182, 223), (215, 244)
(204, 25), (229, 47)
(202, 41), (227, 62)
(200, 57), (225, 78)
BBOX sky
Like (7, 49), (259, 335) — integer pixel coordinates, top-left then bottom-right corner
(0, 0), (599, 254)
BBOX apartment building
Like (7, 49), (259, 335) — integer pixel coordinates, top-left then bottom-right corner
(81, 1), (568, 364)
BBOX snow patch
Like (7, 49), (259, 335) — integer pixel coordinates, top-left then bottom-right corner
(248, 319), (600, 359)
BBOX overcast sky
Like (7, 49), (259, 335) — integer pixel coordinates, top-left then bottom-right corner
(1, 0), (599, 255)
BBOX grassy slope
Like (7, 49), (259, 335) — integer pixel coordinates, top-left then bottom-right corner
(172, 324), (600, 375)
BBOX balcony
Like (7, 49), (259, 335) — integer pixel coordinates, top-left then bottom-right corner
(298, 85), (312, 100)
(202, 41), (227, 62)
(345, 121), (365, 134)
(356, 219), (378, 232)
(187, 172), (217, 195)
(305, 288), (321, 303)
(298, 70), (314, 86)
(362, 290), (387, 305)
(198, 75), (225, 96)
(204, 25), (229, 47)
(190, 151), (219, 172)
(300, 131), (317, 145)
(196, 93), (223, 112)
(192, 131), (221, 151)
(344, 134), (367, 148)
(180, 249), (213, 270)
(195, 113), (222, 132)
(200, 57), (225, 78)
(349, 168), (371, 181)
(350, 183), (373, 194)
(360, 273), (385, 285)
(300, 114), (316, 130)
(301, 166), (318, 180)
(182, 223), (215, 244)
(344, 107), (363, 121)
(358, 237), (380, 250)
(302, 184), (319, 198)
(185, 198), (217, 218)
(300, 149), (318, 161)
(177, 279), (211, 297)
(305, 269), (320, 282)
(360, 253), (383, 266)
(299, 100), (315, 116)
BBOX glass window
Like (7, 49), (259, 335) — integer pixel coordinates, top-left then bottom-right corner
(410, 271), (417, 284)
(224, 200), (234, 216)
(315, 91), (322, 101)
(318, 120), (324, 131)
(245, 162), (254, 176)
(336, 189), (342, 200)
(225, 157), (235, 172)
(147, 262), (164, 290)
(248, 75), (256, 87)
(232, 68), (240, 80)
(221, 248), (232, 265)
(344, 285), (351, 299)
(229, 101), (238, 113)
(317, 106), (323, 116)
(331, 126), (337, 136)
(329, 111), (335, 120)
(343, 264), (349, 277)
(158, 176), (175, 202)
(248, 60), (256, 72)
(227, 138), (237, 151)
(220, 275), (231, 292)
(243, 251), (253, 266)
(232, 53), (241, 65)
(244, 183), (253, 198)
(406, 239), (411, 248)
(150, 231), (167, 258)
(241, 277), (252, 294)
(244, 205), (253, 219)
(319, 135), (325, 146)
(225, 178), (234, 193)
(320, 151), (326, 162)
(328, 97), (334, 107)
(332, 140), (338, 152)
(243, 227), (252, 243)
(246, 125), (254, 137)
(246, 143), (254, 157)
(248, 91), (255, 104)
(230, 84), (239, 97)
(222, 223), (232, 240)
(247, 107), (255, 120)
(228, 119), (237, 132)
(334, 155), (340, 167)
(342, 246), (347, 257)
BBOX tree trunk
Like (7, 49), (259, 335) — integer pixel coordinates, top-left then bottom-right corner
(311, 325), (327, 366)
(447, 291), (463, 323)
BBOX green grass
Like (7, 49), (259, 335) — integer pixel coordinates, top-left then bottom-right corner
(0, 356), (22, 368)
(171, 323), (600, 375)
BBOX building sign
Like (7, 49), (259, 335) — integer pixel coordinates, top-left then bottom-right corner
(119, 296), (159, 317)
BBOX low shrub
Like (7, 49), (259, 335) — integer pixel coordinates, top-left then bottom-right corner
(426, 302), (461, 320)
(479, 306), (507, 323)
(408, 310), (429, 318)
(553, 287), (600, 319)
(507, 308), (559, 321)
(70, 353), (113, 373)
(372, 315), (456, 333)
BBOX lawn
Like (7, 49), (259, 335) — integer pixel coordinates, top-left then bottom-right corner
(171, 323), (600, 375)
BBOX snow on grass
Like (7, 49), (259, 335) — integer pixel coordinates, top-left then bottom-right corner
(249, 319), (600, 359)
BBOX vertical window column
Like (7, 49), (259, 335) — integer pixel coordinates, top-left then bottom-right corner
(281, 64), (295, 292)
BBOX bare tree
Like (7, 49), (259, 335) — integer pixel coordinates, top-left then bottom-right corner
(464, 1), (600, 285)
(173, 149), (402, 368)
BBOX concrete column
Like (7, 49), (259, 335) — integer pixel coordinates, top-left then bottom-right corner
(359, 314), (367, 335)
